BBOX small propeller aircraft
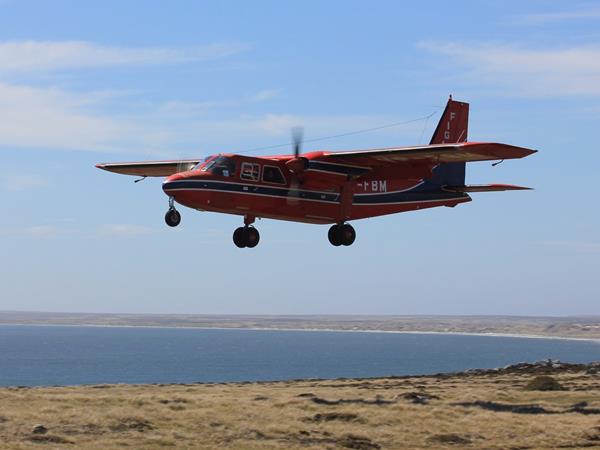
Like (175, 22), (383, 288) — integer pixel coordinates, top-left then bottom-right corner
(96, 96), (536, 248)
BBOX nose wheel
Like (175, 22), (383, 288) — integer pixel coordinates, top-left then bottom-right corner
(165, 197), (181, 227)
(328, 223), (355, 246)
(165, 208), (181, 227)
(233, 226), (260, 248)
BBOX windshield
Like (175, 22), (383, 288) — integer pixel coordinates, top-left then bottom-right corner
(199, 155), (236, 177)
(192, 155), (215, 171)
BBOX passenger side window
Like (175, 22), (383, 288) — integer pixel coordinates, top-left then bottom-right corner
(262, 165), (285, 184)
(241, 162), (260, 181)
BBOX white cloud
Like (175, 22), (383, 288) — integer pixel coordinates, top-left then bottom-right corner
(542, 240), (600, 253)
(0, 79), (415, 154)
(0, 39), (417, 155)
(168, 113), (424, 152)
(246, 89), (281, 102)
(513, 8), (600, 25)
(0, 41), (249, 74)
(0, 82), (143, 152)
(0, 40), (253, 154)
(98, 224), (157, 237)
(1, 173), (48, 191)
(0, 225), (64, 238)
(155, 89), (281, 118)
(419, 41), (600, 97)
(0, 222), (158, 238)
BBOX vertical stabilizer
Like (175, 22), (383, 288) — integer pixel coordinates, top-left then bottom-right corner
(430, 95), (469, 144)
(429, 96), (469, 186)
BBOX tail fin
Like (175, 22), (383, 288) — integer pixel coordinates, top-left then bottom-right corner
(429, 96), (469, 186)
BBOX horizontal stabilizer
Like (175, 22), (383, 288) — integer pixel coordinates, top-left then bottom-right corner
(443, 184), (532, 193)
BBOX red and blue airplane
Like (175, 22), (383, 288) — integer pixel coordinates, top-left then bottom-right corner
(97, 97), (536, 248)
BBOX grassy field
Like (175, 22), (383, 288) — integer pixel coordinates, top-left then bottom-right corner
(1, 363), (599, 449)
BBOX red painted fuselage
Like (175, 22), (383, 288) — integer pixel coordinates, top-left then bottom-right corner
(162, 153), (471, 225)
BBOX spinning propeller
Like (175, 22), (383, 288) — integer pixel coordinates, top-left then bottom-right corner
(292, 126), (303, 158)
(286, 127), (307, 205)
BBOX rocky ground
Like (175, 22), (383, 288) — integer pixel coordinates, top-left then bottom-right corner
(0, 360), (599, 449)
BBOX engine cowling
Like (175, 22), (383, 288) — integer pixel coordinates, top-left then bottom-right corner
(285, 157), (308, 174)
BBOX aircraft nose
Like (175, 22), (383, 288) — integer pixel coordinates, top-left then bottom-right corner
(162, 173), (183, 195)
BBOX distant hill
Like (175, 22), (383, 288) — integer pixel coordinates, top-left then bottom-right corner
(1, 311), (599, 339)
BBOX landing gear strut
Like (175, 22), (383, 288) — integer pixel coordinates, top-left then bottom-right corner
(233, 216), (260, 248)
(328, 223), (356, 246)
(165, 197), (181, 227)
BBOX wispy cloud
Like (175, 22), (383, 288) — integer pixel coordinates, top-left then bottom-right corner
(0, 80), (410, 154)
(0, 40), (255, 153)
(155, 89), (282, 118)
(542, 240), (600, 253)
(97, 224), (157, 237)
(0, 82), (143, 152)
(0, 223), (157, 238)
(0, 225), (65, 238)
(0, 40), (249, 74)
(246, 89), (281, 102)
(513, 7), (600, 25)
(1, 173), (48, 191)
(419, 41), (600, 97)
(0, 39), (413, 155)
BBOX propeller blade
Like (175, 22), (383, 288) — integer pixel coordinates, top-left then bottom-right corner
(287, 126), (304, 205)
(292, 127), (303, 158)
(287, 178), (301, 206)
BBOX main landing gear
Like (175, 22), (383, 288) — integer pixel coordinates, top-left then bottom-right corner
(328, 223), (356, 247)
(233, 216), (260, 248)
(233, 226), (260, 248)
(165, 197), (181, 227)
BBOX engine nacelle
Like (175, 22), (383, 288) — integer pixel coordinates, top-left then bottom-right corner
(285, 157), (308, 174)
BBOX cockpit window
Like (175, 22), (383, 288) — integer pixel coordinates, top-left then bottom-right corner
(198, 155), (236, 177)
(192, 155), (214, 171)
(262, 165), (285, 184)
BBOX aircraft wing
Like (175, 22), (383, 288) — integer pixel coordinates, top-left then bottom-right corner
(95, 159), (201, 177)
(319, 142), (536, 166)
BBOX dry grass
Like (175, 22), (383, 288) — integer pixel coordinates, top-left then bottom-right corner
(0, 368), (599, 449)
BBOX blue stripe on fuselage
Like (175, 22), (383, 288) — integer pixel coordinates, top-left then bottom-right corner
(162, 179), (469, 205)
(163, 180), (340, 203)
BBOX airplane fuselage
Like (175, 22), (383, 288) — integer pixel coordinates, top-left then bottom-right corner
(162, 154), (471, 225)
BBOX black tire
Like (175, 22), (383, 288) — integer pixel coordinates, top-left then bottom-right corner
(245, 227), (260, 248)
(233, 227), (247, 248)
(165, 209), (181, 227)
(328, 225), (342, 246)
(340, 223), (356, 246)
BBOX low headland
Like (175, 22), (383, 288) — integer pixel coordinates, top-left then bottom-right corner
(1, 360), (599, 449)
(2, 311), (600, 340)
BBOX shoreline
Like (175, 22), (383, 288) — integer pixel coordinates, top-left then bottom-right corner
(1, 321), (599, 343)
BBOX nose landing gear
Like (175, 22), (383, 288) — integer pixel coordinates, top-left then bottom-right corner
(165, 197), (181, 227)
(328, 223), (356, 246)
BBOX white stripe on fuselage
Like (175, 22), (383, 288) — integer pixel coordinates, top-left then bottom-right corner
(165, 180), (464, 206)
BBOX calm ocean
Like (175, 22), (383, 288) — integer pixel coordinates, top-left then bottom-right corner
(0, 325), (598, 387)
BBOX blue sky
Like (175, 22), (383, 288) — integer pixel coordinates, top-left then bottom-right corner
(1, 1), (599, 315)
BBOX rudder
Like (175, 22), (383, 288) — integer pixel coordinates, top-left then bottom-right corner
(429, 96), (469, 187)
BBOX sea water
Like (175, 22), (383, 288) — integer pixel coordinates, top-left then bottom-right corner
(0, 325), (598, 386)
